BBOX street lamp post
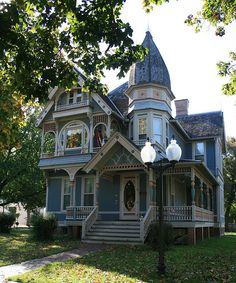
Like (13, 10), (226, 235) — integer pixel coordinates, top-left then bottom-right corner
(141, 138), (182, 275)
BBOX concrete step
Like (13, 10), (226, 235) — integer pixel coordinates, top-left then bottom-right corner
(89, 228), (140, 233)
(86, 231), (140, 237)
(92, 225), (140, 231)
(85, 235), (141, 242)
(95, 221), (140, 226)
(82, 239), (142, 245)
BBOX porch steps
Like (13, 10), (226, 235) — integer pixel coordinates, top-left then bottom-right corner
(82, 220), (142, 245)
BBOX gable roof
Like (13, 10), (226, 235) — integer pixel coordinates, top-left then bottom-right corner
(83, 132), (144, 173)
(176, 111), (225, 140)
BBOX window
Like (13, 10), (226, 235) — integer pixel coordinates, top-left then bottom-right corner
(153, 116), (162, 144)
(76, 92), (82, 103)
(84, 177), (94, 206)
(195, 142), (205, 161)
(63, 179), (71, 210)
(43, 132), (55, 155)
(139, 117), (147, 140)
(130, 119), (133, 140)
(93, 124), (107, 147)
(68, 91), (74, 104)
(60, 121), (89, 151)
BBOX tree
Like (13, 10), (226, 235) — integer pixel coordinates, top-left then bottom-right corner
(224, 137), (236, 231)
(0, 105), (45, 210)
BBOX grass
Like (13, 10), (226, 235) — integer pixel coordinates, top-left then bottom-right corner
(10, 233), (236, 283)
(0, 228), (80, 267)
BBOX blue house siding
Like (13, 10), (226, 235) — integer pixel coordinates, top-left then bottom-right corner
(206, 141), (216, 175)
(185, 143), (192, 159)
(75, 177), (82, 206)
(47, 178), (61, 211)
(139, 174), (146, 212)
(98, 175), (120, 220)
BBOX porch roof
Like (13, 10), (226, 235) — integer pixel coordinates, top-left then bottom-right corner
(174, 160), (218, 186)
(83, 132), (144, 173)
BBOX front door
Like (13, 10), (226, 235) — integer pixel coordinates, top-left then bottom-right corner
(120, 175), (139, 220)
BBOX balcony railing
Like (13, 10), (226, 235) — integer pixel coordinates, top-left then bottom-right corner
(56, 100), (90, 111)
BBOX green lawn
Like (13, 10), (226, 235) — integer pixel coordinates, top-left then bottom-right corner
(10, 233), (236, 283)
(0, 228), (80, 267)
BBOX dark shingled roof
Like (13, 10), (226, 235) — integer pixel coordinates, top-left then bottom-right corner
(129, 31), (171, 89)
(176, 111), (224, 138)
(108, 82), (129, 116)
(98, 93), (123, 117)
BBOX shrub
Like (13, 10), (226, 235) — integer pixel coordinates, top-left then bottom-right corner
(146, 222), (174, 250)
(30, 213), (57, 241)
(0, 213), (16, 233)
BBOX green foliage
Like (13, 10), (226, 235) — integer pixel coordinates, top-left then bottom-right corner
(224, 138), (236, 229)
(10, 234), (236, 283)
(0, 105), (45, 210)
(146, 222), (174, 250)
(0, 212), (15, 233)
(217, 52), (236, 96)
(30, 213), (57, 241)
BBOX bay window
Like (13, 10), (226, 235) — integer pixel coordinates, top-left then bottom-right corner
(138, 117), (147, 140)
(153, 116), (162, 144)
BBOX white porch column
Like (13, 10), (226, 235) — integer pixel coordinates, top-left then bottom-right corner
(70, 180), (76, 206)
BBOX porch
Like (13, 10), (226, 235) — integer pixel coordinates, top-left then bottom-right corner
(64, 205), (215, 244)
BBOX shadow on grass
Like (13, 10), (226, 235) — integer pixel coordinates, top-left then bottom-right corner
(10, 233), (236, 283)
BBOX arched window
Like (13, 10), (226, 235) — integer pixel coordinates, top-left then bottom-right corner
(43, 132), (55, 156)
(93, 124), (107, 148)
(60, 121), (89, 151)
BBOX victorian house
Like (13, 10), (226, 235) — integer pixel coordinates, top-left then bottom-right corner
(37, 31), (225, 244)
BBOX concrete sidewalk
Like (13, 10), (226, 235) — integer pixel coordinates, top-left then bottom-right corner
(0, 243), (108, 283)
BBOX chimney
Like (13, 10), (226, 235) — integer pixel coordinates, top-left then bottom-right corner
(175, 99), (189, 117)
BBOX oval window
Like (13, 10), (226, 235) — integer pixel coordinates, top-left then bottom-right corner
(124, 180), (135, 211)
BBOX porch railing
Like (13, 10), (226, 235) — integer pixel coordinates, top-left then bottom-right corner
(66, 206), (95, 220)
(56, 100), (90, 111)
(140, 206), (156, 242)
(82, 206), (98, 239)
(163, 206), (192, 221)
(194, 206), (214, 222)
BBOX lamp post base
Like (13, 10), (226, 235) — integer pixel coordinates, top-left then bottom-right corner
(157, 261), (166, 276)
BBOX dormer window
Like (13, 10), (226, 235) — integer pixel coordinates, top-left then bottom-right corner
(67, 88), (84, 105)
(195, 142), (205, 161)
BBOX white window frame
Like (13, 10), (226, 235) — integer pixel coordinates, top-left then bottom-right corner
(61, 178), (72, 211)
(153, 115), (163, 145)
(138, 115), (147, 140)
(194, 141), (206, 162)
(59, 120), (89, 151)
(81, 176), (95, 206)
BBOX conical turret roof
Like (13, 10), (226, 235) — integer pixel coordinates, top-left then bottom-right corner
(129, 31), (171, 89)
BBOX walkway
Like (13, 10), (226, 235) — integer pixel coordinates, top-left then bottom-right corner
(0, 243), (108, 283)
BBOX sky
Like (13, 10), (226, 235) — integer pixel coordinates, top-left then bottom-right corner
(102, 0), (236, 138)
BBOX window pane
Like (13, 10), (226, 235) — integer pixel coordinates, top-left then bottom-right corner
(64, 180), (71, 194)
(85, 178), (94, 193)
(195, 142), (204, 155)
(69, 91), (74, 104)
(63, 195), (70, 210)
(76, 92), (82, 103)
(84, 195), (94, 206)
(153, 117), (162, 144)
(139, 118), (146, 135)
(66, 128), (82, 148)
